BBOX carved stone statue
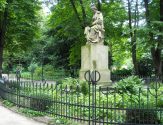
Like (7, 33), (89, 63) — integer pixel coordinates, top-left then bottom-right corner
(84, 5), (105, 44)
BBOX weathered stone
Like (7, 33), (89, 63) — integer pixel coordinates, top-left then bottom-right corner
(84, 5), (104, 44)
(80, 44), (111, 86)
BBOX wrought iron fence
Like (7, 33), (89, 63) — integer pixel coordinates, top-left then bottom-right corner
(20, 69), (79, 82)
(0, 77), (162, 125)
(111, 75), (163, 84)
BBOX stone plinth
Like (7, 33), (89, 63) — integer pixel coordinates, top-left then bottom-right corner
(79, 44), (111, 86)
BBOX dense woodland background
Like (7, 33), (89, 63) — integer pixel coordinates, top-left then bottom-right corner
(0, 0), (162, 78)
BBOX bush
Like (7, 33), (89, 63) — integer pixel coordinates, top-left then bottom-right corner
(2, 100), (14, 108)
(34, 67), (42, 77)
(124, 87), (162, 124)
(114, 76), (143, 94)
(30, 94), (52, 111)
(44, 65), (55, 76)
(28, 63), (38, 73)
(58, 77), (89, 95)
(81, 81), (89, 95)
(157, 96), (163, 108)
(49, 117), (78, 125)
(19, 108), (45, 117)
(126, 108), (161, 124)
(7, 81), (20, 90)
(112, 68), (132, 76)
(60, 77), (79, 90)
(137, 56), (154, 76)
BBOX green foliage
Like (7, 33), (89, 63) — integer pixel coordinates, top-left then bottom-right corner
(43, 65), (55, 76)
(46, 0), (129, 68)
(61, 77), (80, 89)
(1, 0), (161, 76)
(28, 63), (38, 73)
(7, 81), (20, 90)
(1, 0), (42, 72)
(19, 108), (45, 117)
(123, 88), (162, 124)
(1, 77), (162, 124)
(112, 68), (132, 75)
(34, 67), (42, 77)
(0, 0), (6, 12)
(4, 0), (41, 52)
(81, 81), (89, 95)
(149, 84), (163, 108)
(46, 0), (86, 68)
(157, 96), (163, 108)
(49, 117), (79, 125)
(137, 54), (154, 76)
(114, 76), (143, 94)
(126, 108), (161, 124)
(30, 94), (53, 111)
(59, 77), (89, 95)
(2, 100), (14, 108)
(21, 72), (31, 79)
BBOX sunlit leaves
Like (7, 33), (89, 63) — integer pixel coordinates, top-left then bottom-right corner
(0, 0), (6, 12)
(4, 0), (41, 53)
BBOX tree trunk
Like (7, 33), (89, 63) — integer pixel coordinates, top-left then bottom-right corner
(0, 46), (3, 78)
(0, 5), (8, 78)
(161, 1), (163, 22)
(127, 0), (138, 75)
(97, 0), (101, 11)
(144, 0), (162, 77)
(157, 0), (163, 77)
(151, 48), (162, 76)
(144, 0), (150, 24)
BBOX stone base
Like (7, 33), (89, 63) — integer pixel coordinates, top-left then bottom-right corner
(80, 44), (112, 86)
(80, 44), (109, 69)
(80, 69), (112, 86)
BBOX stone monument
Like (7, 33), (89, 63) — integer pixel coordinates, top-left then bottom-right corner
(80, 5), (111, 85)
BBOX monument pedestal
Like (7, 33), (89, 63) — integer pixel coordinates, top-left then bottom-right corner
(79, 44), (112, 86)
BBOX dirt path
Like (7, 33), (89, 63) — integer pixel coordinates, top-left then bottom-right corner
(0, 105), (46, 125)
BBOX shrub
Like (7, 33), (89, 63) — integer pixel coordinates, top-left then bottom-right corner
(44, 65), (55, 76)
(126, 108), (161, 124)
(49, 117), (78, 125)
(81, 81), (89, 95)
(34, 67), (42, 77)
(114, 76), (143, 94)
(30, 94), (52, 111)
(157, 96), (163, 108)
(2, 100), (14, 108)
(7, 81), (20, 90)
(19, 108), (45, 117)
(58, 77), (89, 95)
(28, 63), (38, 73)
(112, 68), (132, 76)
(124, 90), (162, 124)
(137, 56), (154, 76)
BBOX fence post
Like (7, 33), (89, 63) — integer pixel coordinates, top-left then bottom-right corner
(16, 69), (21, 107)
(84, 70), (100, 125)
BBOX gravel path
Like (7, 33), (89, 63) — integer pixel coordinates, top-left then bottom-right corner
(0, 105), (46, 125)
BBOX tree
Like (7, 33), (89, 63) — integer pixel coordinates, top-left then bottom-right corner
(0, 0), (11, 77)
(47, 0), (128, 69)
(144, 0), (162, 77)
(0, 0), (41, 77)
(127, 0), (139, 74)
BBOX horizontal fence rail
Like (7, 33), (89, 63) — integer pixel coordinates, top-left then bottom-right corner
(111, 75), (163, 84)
(0, 79), (162, 125)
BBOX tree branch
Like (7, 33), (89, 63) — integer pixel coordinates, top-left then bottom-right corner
(69, 0), (84, 28)
(79, 0), (87, 27)
(97, 0), (101, 11)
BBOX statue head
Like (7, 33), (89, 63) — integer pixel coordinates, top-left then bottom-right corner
(90, 4), (97, 12)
